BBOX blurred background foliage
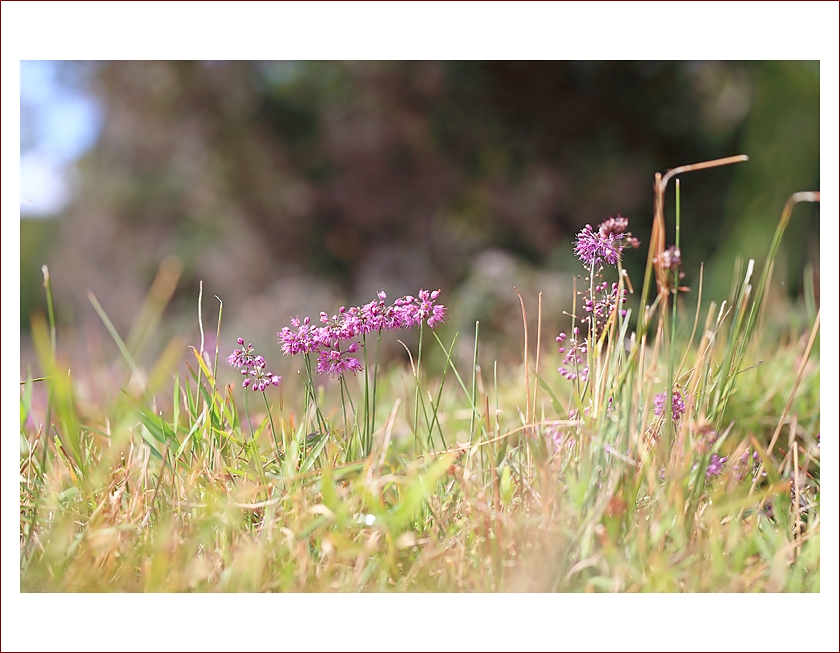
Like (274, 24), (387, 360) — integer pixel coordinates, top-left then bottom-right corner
(21, 60), (819, 365)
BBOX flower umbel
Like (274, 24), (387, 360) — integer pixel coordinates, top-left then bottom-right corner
(276, 288), (448, 378)
(583, 281), (629, 337)
(574, 224), (620, 269)
(654, 245), (688, 295)
(241, 356), (282, 392)
(556, 327), (589, 383)
(706, 454), (727, 478)
(316, 340), (364, 378)
(732, 447), (761, 481)
(228, 338), (282, 392)
(657, 245), (682, 271)
(573, 215), (640, 271)
(653, 389), (686, 421)
(227, 338), (257, 368)
(278, 317), (317, 356)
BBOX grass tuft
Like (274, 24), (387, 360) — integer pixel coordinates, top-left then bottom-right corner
(20, 167), (820, 592)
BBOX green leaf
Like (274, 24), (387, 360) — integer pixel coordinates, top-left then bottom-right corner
(296, 514), (330, 540)
(432, 331), (478, 417)
(175, 409), (206, 459)
(190, 346), (217, 388)
(172, 374), (181, 437)
(137, 408), (177, 444)
(184, 374), (197, 420)
(536, 373), (564, 415)
(320, 466), (339, 512)
(137, 424), (162, 459)
(58, 487), (81, 504)
(300, 432), (330, 474)
(526, 427), (549, 466)
(388, 453), (454, 532)
(500, 464), (514, 506)
(87, 290), (141, 384)
(20, 376), (33, 429)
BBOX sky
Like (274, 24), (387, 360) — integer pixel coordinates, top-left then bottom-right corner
(19, 60), (101, 216)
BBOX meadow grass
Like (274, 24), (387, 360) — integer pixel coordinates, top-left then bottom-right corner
(19, 161), (820, 593)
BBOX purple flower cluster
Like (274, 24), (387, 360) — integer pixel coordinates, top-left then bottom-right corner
(547, 426), (575, 452)
(573, 215), (641, 271)
(695, 430), (762, 482)
(584, 281), (628, 320)
(655, 245), (687, 293)
(556, 327), (589, 383)
(706, 454), (727, 479)
(653, 389), (686, 421)
(316, 340), (363, 377)
(656, 246), (682, 271)
(278, 289), (447, 378)
(227, 338), (282, 392)
(583, 281), (629, 336)
(732, 447), (761, 481)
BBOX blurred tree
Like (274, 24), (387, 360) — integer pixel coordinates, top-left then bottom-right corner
(30, 61), (817, 342)
(706, 61), (819, 301)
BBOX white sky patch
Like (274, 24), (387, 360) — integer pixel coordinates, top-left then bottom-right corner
(19, 60), (102, 217)
(19, 151), (71, 216)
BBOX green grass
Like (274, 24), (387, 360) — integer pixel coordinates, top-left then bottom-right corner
(19, 178), (820, 594)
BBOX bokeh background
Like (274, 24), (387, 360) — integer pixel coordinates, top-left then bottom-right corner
(20, 60), (820, 372)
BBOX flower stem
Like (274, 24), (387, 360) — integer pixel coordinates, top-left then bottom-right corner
(262, 391), (281, 463)
(363, 332), (370, 455)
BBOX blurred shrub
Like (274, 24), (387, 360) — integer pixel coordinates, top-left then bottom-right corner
(26, 61), (818, 345)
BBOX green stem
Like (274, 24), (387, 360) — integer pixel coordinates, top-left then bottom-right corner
(715, 192), (819, 422)
(362, 333), (370, 455)
(429, 333), (457, 452)
(303, 354), (327, 436)
(251, 438), (269, 502)
(470, 321), (479, 435)
(262, 392), (281, 464)
(243, 391), (255, 442)
(23, 268), (58, 570)
(413, 322), (424, 438)
(371, 330), (382, 442)
(665, 179), (681, 464)
(581, 261), (595, 403)
(338, 375), (356, 458)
